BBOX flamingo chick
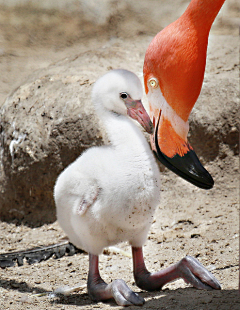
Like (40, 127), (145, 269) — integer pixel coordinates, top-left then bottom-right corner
(54, 69), (220, 306)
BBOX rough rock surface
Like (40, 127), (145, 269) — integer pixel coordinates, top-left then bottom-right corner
(0, 45), (149, 224)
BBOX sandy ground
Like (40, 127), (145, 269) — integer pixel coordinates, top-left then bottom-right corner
(0, 1), (239, 310)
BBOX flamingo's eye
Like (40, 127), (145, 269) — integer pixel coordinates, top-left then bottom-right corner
(149, 78), (158, 89)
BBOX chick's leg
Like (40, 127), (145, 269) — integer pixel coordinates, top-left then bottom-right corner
(87, 253), (145, 306)
(132, 246), (221, 291)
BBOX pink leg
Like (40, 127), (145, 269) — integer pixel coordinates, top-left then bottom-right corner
(87, 253), (145, 306)
(132, 247), (221, 291)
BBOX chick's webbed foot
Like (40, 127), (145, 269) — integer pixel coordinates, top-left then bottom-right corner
(132, 247), (221, 291)
(88, 253), (144, 306)
(175, 255), (221, 290)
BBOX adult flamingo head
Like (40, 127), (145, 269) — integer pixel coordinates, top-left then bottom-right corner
(144, 0), (225, 189)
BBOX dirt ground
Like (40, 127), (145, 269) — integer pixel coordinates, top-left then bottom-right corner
(0, 1), (239, 310)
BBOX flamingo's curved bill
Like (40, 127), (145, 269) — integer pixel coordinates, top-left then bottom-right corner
(153, 115), (214, 189)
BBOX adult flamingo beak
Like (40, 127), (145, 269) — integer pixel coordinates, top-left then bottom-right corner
(145, 81), (214, 189)
(143, 73), (214, 189)
(153, 108), (214, 189)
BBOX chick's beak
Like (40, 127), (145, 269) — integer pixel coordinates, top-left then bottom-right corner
(126, 99), (154, 134)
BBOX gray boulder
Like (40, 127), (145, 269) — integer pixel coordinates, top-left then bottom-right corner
(0, 48), (145, 225)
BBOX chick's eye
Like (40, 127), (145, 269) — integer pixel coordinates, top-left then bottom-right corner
(120, 92), (128, 100)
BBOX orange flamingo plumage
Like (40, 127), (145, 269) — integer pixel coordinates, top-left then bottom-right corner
(144, 0), (226, 189)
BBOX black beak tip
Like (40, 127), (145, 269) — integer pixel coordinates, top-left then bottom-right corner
(154, 148), (214, 190)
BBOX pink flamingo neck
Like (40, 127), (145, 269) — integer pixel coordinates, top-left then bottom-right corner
(182, 0), (225, 34)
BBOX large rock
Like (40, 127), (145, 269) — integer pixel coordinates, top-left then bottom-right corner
(0, 46), (146, 225)
(0, 36), (238, 226)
